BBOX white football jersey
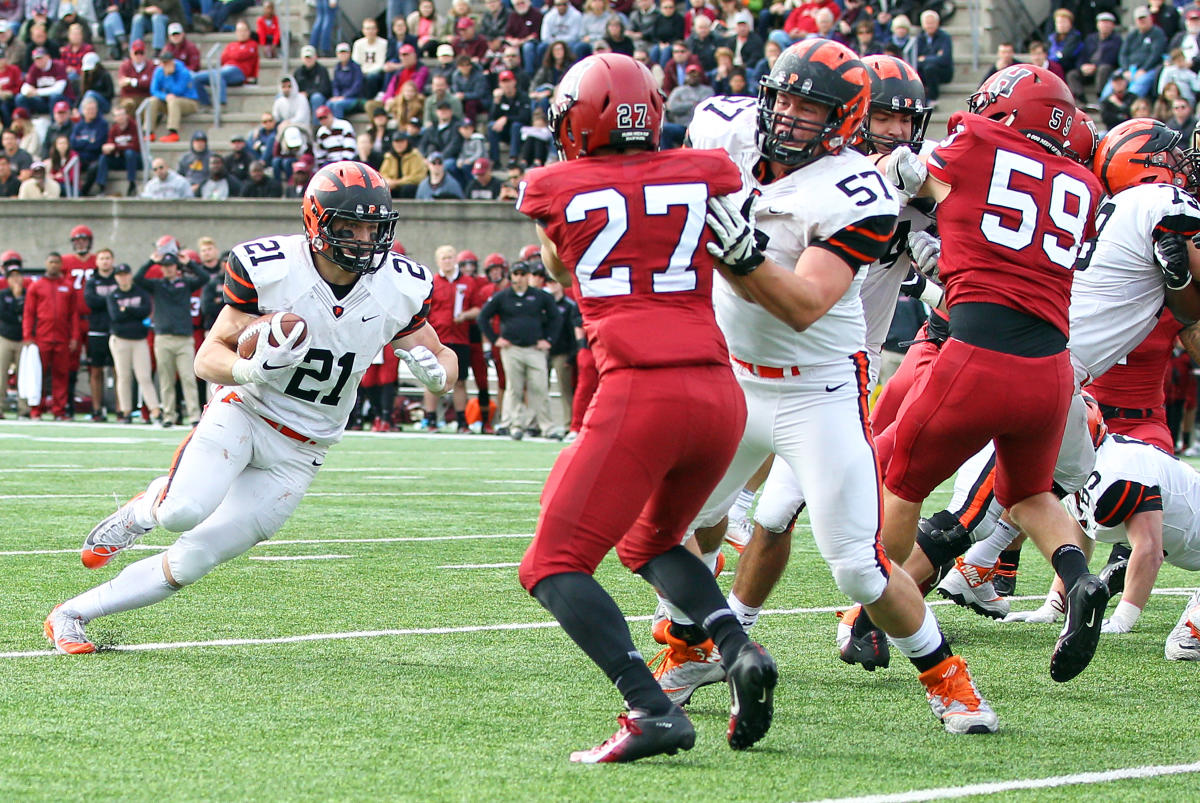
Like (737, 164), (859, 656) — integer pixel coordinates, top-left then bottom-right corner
(1077, 434), (1200, 571)
(1069, 182), (1200, 386)
(689, 96), (900, 368)
(225, 233), (433, 444)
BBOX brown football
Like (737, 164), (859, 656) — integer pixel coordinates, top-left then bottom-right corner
(237, 312), (307, 358)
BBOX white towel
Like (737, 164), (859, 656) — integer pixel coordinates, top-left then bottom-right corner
(18, 343), (42, 407)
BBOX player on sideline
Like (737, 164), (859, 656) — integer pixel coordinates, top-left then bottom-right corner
(870, 64), (1110, 683)
(515, 53), (777, 763)
(654, 39), (998, 734)
(44, 161), (457, 654)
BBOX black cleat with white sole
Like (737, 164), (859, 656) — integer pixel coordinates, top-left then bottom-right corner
(1050, 574), (1110, 683)
(840, 626), (890, 671)
(726, 641), (778, 750)
(569, 706), (695, 763)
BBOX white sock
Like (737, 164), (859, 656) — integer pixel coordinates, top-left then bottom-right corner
(889, 605), (944, 659)
(130, 475), (168, 530)
(963, 519), (1020, 567)
(657, 593), (694, 626)
(728, 487), (756, 522)
(700, 547), (722, 575)
(727, 590), (761, 632)
(65, 554), (177, 622)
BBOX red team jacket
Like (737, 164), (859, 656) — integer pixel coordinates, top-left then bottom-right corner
(517, 148), (741, 374)
(427, 270), (478, 345)
(22, 274), (78, 345)
(928, 113), (1104, 338)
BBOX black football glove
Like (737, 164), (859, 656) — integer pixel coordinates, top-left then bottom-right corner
(1155, 231), (1192, 291)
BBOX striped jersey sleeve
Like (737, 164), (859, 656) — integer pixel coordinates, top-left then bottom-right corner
(810, 214), (897, 272)
(222, 252), (260, 314)
(1094, 480), (1163, 527)
(394, 287), (432, 339)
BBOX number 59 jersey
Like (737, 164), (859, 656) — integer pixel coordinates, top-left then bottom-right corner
(223, 233), (433, 444)
(688, 95), (900, 369)
(516, 147), (742, 374)
(928, 112), (1103, 338)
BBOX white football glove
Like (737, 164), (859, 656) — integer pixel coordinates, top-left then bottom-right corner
(884, 145), (928, 203)
(396, 344), (448, 393)
(231, 321), (311, 386)
(1002, 592), (1065, 624)
(907, 231), (941, 278)
(706, 193), (766, 275)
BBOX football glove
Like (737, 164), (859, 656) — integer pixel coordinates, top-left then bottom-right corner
(231, 322), (310, 386)
(907, 231), (941, 278)
(1101, 600), (1141, 634)
(1155, 232), (1192, 291)
(706, 192), (766, 275)
(396, 344), (448, 393)
(1002, 591), (1065, 624)
(884, 145), (927, 203)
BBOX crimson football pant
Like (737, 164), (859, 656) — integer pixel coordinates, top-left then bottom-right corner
(881, 339), (1073, 509)
(37, 340), (73, 417)
(519, 364), (745, 591)
(871, 325), (941, 434)
(570, 347), (598, 433)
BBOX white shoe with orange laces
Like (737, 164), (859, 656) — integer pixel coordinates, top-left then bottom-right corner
(44, 604), (96, 655)
(918, 655), (998, 734)
(937, 557), (1010, 619)
(81, 476), (167, 569)
(649, 631), (726, 705)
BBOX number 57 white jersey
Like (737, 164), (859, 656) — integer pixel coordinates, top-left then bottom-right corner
(223, 233), (433, 444)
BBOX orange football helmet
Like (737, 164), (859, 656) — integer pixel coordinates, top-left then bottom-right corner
(1093, 118), (1200, 196)
(1081, 392), (1108, 448)
(302, 160), (399, 274)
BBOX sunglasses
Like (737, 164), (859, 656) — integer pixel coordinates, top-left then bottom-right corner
(429, 158), (443, 164)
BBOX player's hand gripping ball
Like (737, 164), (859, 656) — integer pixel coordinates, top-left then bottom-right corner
(231, 312), (311, 385)
(236, 312), (308, 358)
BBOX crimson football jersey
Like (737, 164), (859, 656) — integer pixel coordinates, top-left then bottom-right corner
(517, 149), (741, 373)
(1089, 312), (1182, 411)
(928, 113), (1102, 337)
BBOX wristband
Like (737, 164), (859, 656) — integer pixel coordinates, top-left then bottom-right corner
(919, 282), (943, 309)
(1110, 599), (1142, 630)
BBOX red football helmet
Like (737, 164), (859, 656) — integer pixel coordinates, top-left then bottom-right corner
(859, 54), (932, 154)
(181, 248), (200, 265)
(1082, 392), (1107, 448)
(1, 249), (21, 267)
(70, 224), (93, 252)
(456, 249), (479, 268)
(390, 240), (407, 255)
(1093, 118), (1200, 196)
(1062, 107), (1098, 166)
(483, 252), (507, 271)
(518, 244), (540, 261)
(967, 64), (1077, 158)
(758, 38), (871, 167)
(549, 53), (663, 160)
(302, 161), (399, 274)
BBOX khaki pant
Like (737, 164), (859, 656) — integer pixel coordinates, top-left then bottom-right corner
(155, 333), (200, 423)
(110, 335), (160, 414)
(499, 344), (553, 433)
(549, 352), (574, 432)
(0, 335), (28, 415)
(148, 96), (199, 133)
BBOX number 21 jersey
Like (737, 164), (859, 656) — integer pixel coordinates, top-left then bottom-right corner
(516, 148), (742, 374)
(928, 113), (1103, 337)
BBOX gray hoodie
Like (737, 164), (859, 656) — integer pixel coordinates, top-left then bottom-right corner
(272, 74), (313, 131)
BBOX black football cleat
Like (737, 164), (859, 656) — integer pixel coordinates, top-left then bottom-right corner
(840, 627), (890, 671)
(726, 641), (778, 750)
(569, 706), (695, 764)
(992, 566), (1018, 597)
(1098, 557), (1128, 597)
(1050, 574), (1110, 683)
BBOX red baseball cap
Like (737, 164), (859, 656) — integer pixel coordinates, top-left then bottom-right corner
(130, 39), (146, 53)
(315, 105), (333, 118)
(456, 16), (475, 29)
(53, 100), (70, 113)
(499, 69), (515, 82)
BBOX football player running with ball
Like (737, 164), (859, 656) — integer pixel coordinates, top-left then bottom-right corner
(516, 53), (778, 763)
(656, 38), (999, 734)
(45, 161), (457, 654)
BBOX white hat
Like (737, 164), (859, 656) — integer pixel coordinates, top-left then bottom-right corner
(81, 51), (100, 70)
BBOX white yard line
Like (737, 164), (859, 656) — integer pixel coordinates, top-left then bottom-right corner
(801, 761), (1200, 803)
(0, 491), (540, 500)
(0, 532), (535, 556)
(249, 554), (353, 561)
(438, 562), (522, 569)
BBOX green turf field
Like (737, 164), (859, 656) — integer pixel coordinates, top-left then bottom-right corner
(1, 420), (1197, 802)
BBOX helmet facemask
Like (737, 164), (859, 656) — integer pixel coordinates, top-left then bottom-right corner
(756, 84), (842, 168)
(314, 208), (399, 275)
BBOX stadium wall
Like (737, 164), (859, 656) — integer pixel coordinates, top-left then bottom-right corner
(8, 200), (531, 267)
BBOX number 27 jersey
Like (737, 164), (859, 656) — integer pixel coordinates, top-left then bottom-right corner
(516, 148), (742, 374)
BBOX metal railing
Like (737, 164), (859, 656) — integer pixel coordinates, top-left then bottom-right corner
(205, 42), (223, 128)
(136, 96), (154, 173)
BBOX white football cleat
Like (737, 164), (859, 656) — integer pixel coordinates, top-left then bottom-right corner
(937, 557), (1010, 619)
(1165, 589), (1200, 661)
(918, 655), (998, 734)
(724, 517), (754, 553)
(81, 476), (167, 569)
(648, 633), (726, 706)
(44, 604), (96, 655)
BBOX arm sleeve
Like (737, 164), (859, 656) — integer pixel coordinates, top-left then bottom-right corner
(222, 252), (261, 314)
(1094, 480), (1164, 528)
(131, 259), (156, 289)
(394, 289), (432, 338)
(810, 214), (898, 272)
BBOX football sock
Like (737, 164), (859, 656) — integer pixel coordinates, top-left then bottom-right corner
(890, 606), (952, 672)
(1051, 543), (1089, 590)
(637, 545), (750, 659)
(727, 590), (761, 632)
(667, 622), (708, 646)
(658, 595), (695, 626)
(728, 487), (756, 523)
(699, 546), (721, 575)
(455, 410), (467, 429)
(65, 554), (176, 622)
(963, 518), (1020, 567)
(531, 572), (671, 715)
